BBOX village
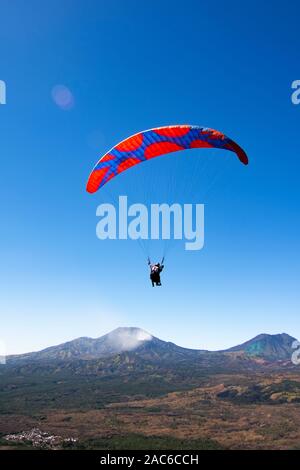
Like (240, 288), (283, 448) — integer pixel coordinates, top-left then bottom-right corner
(4, 428), (77, 449)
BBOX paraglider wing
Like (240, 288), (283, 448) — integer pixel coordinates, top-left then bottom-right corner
(86, 125), (248, 193)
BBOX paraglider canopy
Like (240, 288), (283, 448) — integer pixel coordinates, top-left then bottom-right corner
(86, 125), (248, 193)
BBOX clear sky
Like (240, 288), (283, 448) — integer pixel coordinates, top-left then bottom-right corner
(1, 0), (300, 354)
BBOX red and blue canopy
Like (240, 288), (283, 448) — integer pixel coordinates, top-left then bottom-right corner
(87, 125), (248, 193)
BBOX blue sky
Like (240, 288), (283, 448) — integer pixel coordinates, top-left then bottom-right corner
(1, 0), (300, 354)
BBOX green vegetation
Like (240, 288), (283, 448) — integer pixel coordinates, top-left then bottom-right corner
(74, 434), (224, 450)
(0, 369), (207, 414)
(217, 380), (300, 404)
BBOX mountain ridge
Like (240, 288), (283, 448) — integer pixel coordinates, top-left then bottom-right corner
(222, 332), (297, 360)
(7, 327), (297, 366)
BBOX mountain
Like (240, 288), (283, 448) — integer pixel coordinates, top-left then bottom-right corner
(8, 327), (209, 365)
(223, 333), (297, 361)
(5, 327), (267, 383)
(7, 328), (298, 370)
(8, 327), (156, 363)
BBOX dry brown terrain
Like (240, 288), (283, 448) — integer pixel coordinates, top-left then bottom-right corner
(1, 373), (300, 449)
